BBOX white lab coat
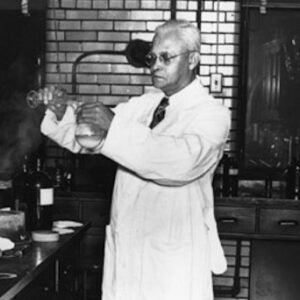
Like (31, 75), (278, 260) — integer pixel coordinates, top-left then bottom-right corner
(41, 77), (230, 300)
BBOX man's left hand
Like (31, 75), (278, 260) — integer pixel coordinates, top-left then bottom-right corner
(76, 102), (114, 134)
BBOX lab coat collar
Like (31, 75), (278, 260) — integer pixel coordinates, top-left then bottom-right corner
(167, 76), (206, 109)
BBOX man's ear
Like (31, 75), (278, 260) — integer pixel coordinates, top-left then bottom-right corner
(189, 52), (200, 70)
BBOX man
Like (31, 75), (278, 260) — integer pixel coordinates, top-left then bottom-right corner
(41, 20), (230, 300)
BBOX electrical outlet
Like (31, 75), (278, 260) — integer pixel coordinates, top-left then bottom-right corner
(210, 73), (223, 93)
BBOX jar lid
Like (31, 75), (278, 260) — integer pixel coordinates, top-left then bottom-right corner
(31, 230), (59, 242)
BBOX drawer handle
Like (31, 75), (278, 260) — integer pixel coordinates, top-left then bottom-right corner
(218, 217), (238, 224)
(278, 220), (298, 227)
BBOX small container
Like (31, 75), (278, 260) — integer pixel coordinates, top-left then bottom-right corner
(32, 230), (59, 242)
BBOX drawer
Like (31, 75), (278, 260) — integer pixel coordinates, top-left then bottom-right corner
(260, 208), (300, 236)
(215, 206), (256, 234)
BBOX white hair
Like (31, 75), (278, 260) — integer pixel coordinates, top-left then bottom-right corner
(154, 20), (201, 53)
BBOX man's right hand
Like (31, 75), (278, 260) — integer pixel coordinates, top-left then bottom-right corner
(42, 86), (67, 121)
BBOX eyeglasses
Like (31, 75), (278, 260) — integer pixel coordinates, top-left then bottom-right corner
(145, 51), (194, 67)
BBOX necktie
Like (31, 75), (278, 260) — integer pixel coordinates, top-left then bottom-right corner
(149, 97), (169, 129)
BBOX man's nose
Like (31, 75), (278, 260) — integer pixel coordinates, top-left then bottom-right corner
(151, 57), (163, 70)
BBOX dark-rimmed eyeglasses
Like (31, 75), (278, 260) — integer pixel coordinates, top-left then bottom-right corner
(145, 51), (194, 67)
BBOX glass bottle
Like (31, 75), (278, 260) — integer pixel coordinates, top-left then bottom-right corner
(12, 156), (32, 230)
(222, 154), (230, 197)
(220, 154), (239, 197)
(227, 156), (239, 197)
(213, 155), (227, 197)
(28, 158), (54, 230)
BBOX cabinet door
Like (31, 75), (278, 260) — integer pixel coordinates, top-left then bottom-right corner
(54, 197), (80, 220)
(81, 200), (110, 228)
(250, 240), (300, 300)
(81, 230), (106, 260)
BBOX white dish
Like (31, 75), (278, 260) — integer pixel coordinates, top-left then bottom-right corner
(53, 220), (83, 229)
(52, 227), (75, 235)
(32, 230), (59, 242)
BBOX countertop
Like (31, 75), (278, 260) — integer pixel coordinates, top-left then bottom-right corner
(0, 223), (90, 300)
(216, 196), (300, 208)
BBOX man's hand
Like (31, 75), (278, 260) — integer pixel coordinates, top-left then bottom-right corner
(76, 102), (114, 135)
(42, 86), (67, 121)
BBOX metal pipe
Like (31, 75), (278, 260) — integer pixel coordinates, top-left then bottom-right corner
(71, 50), (124, 95)
(71, 39), (152, 95)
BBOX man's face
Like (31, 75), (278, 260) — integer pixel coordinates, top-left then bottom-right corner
(149, 31), (194, 96)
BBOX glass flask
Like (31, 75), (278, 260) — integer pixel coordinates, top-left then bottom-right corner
(74, 123), (104, 149)
(26, 87), (68, 108)
(26, 86), (104, 149)
(74, 105), (105, 149)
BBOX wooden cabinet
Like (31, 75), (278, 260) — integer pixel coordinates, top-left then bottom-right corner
(259, 208), (300, 236)
(215, 197), (300, 300)
(53, 194), (300, 300)
(250, 240), (300, 300)
(215, 206), (256, 234)
(54, 191), (111, 300)
(216, 198), (300, 239)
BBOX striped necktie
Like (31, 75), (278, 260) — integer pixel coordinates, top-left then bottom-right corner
(149, 97), (169, 129)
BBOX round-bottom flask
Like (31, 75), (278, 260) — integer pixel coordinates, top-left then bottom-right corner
(75, 123), (104, 149)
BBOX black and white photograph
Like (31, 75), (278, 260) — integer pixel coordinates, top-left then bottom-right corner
(0, 0), (299, 299)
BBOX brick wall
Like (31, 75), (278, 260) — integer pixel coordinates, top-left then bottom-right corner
(45, 1), (249, 299)
(200, 0), (240, 155)
(45, 0), (239, 148)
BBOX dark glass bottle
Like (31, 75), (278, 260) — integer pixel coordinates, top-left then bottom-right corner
(12, 156), (32, 230)
(213, 157), (225, 197)
(222, 154), (230, 196)
(286, 136), (300, 200)
(228, 156), (239, 197)
(221, 155), (239, 197)
(28, 158), (54, 230)
(53, 160), (64, 191)
(213, 162), (223, 197)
